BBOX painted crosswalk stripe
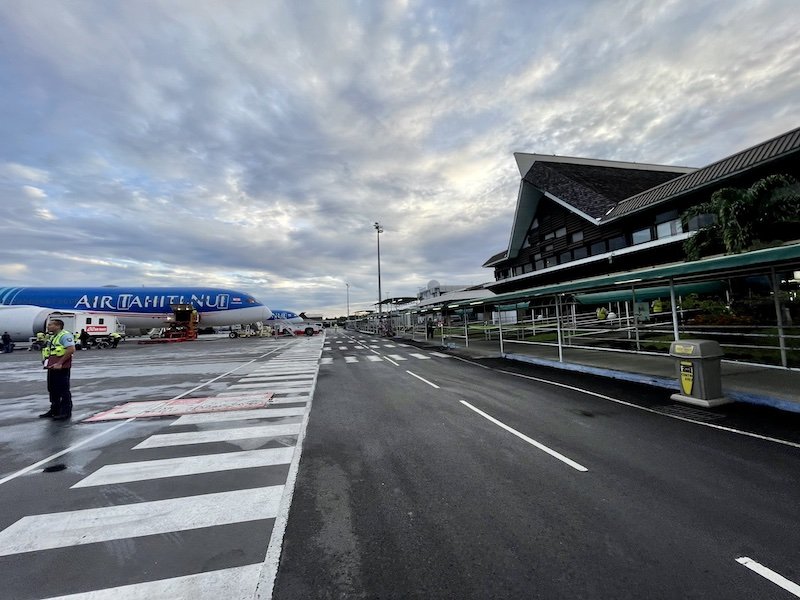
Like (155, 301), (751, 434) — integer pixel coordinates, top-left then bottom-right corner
(409, 353), (431, 359)
(216, 388), (311, 396)
(42, 564), (262, 600)
(387, 354), (407, 361)
(366, 355), (382, 362)
(397, 343), (410, 347)
(241, 374), (314, 381)
(344, 356), (358, 363)
(133, 423), (301, 449)
(268, 397), (310, 405)
(320, 357), (333, 365)
(171, 406), (306, 425)
(339, 346), (348, 350)
(0, 486), (283, 556)
(229, 381), (311, 389)
(72, 447), (296, 488)
(235, 377), (313, 385)
(430, 352), (451, 358)
(369, 345), (379, 348)
(383, 344), (396, 348)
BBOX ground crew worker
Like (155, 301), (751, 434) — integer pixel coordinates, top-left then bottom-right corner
(40, 319), (75, 420)
(1, 331), (12, 353)
(79, 328), (91, 350)
(110, 331), (122, 348)
(596, 307), (608, 320)
(652, 298), (664, 313)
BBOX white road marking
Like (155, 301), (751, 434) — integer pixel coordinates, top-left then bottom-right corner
(0, 486), (283, 556)
(366, 355), (383, 362)
(170, 406), (306, 425)
(229, 381), (311, 390)
(345, 356), (358, 363)
(339, 346), (348, 350)
(736, 557), (800, 597)
(409, 353), (431, 360)
(387, 354), (407, 361)
(42, 564), (263, 600)
(383, 356), (400, 366)
(406, 370), (440, 389)
(240, 374), (315, 382)
(383, 344), (396, 348)
(491, 367), (800, 450)
(0, 344), (294, 488)
(430, 352), (451, 358)
(268, 397), (310, 405)
(133, 423), (301, 449)
(460, 400), (588, 472)
(72, 447), (296, 487)
(320, 357), (333, 365)
(397, 343), (410, 347)
(369, 345), (379, 348)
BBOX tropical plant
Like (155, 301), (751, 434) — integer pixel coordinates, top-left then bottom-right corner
(682, 174), (800, 260)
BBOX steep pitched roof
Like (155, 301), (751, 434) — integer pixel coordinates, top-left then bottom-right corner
(518, 156), (694, 220)
(602, 126), (800, 221)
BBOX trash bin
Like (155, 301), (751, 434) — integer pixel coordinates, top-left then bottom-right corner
(669, 339), (730, 407)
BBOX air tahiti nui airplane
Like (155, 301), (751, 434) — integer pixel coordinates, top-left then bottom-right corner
(0, 286), (274, 341)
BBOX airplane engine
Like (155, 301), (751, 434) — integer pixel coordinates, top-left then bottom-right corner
(0, 306), (53, 342)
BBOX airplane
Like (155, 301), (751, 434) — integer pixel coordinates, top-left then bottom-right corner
(0, 286), (273, 342)
(267, 309), (304, 324)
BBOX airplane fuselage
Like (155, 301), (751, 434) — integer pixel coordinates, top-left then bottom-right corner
(0, 286), (273, 332)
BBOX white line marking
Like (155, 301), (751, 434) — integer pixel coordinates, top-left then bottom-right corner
(240, 374), (315, 382)
(72, 447), (296, 487)
(460, 400), (588, 472)
(170, 406), (306, 425)
(0, 344), (292, 487)
(344, 356), (358, 363)
(430, 352), (451, 358)
(736, 557), (800, 597)
(387, 354), (407, 361)
(133, 423), (301, 449)
(383, 344), (396, 348)
(320, 357), (333, 365)
(255, 335), (322, 600)
(492, 368), (800, 450)
(409, 353), (431, 360)
(42, 564), (263, 600)
(366, 355), (383, 362)
(397, 343), (410, 347)
(268, 397), (310, 405)
(383, 356), (399, 366)
(230, 381), (311, 389)
(339, 346), (348, 350)
(0, 486), (283, 556)
(406, 370), (440, 389)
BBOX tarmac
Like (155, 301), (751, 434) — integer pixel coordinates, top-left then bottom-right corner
(393, 329), (800, 414)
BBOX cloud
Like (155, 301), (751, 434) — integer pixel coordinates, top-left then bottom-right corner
(22, 185), (47, 199)
(0, 0), (797, 315)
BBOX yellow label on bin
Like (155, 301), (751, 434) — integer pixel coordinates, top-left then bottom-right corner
(680, 361), (694, 395)
(673, 344), (696, 356)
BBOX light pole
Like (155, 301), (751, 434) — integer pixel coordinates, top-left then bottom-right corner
(374, 222), (383, 318)
(345, 282), (350, 326)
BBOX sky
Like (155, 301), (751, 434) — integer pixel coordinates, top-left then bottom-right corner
(0, 0), (797, 317)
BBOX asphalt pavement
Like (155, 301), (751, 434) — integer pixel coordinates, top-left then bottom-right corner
(0, 331), (798, 599)
(273, 330), (800, 600)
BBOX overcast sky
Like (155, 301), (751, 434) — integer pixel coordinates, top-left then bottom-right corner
(0, 0), (797, 316)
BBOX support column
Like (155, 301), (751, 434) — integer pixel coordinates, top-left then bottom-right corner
(555, 295), (564, 362)
(498, 306), (504, 355)
(771, 267), (788, 368)
(631, 286), (641, 351)
(669, 277), (680, 341)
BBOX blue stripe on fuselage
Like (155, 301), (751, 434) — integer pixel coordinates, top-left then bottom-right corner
(0, 287), (262, 313)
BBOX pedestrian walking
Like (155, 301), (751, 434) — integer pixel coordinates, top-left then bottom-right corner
(78, 328), (91, 350)
(40, 319), (75, 420)
(1, 331), (12, 353)
(426, 318), (434, 340)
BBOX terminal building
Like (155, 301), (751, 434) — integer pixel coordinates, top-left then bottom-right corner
(484, 126), (800, 294)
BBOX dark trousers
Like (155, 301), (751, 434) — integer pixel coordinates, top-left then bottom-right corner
(47, 368), (72, 417)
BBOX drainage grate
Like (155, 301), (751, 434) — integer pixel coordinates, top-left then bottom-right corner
(653, 404), (727, 423)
